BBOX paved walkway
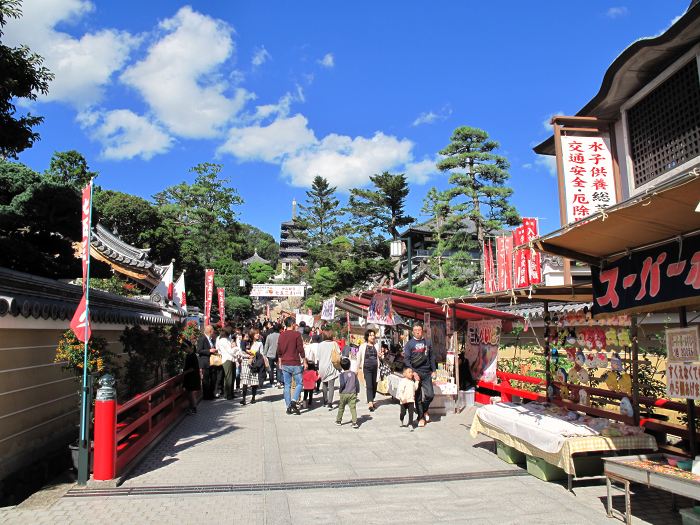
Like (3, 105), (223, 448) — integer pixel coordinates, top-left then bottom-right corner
(0, 386), (693, 524)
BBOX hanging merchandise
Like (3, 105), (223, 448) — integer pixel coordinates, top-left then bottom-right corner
(595, 352), (609, 368)
(575, 350), (586, 367)
(618, 329), (631, 347)
(618, 373), (632, 395)
(560, 385), (570, 400)
(605, 372), (619, 392)
(579, 388), (589, 406)
(577, 367), (590, 383)
(620, 397), (634, 418)
(556, 367), (567, 383)
(610, 352), (623, 372)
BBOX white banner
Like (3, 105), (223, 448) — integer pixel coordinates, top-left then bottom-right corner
(560, 135), (617, 224)
(667, 362), (700, 399)
(321, 297), (336, 320)
(465, 319), (502, 383)
(250, 284), (305, 297)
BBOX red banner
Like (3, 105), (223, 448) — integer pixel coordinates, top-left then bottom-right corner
(483, 240), (493, 293)
(522, 217), (542, 284)
(496, 236), (513, 291)
(70, 295), (91, 342)
(346, 312), (351, 333)
(204, 269), (214, 326)
(513, 226), (530, 289)
(217, 287), (225, 326)
(80, 184), (91, 288)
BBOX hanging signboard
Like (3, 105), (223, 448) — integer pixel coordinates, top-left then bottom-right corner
(559, 135), (617, 224)
(465, 319), (501, 383)
(367, 293), (395, 325)
(250, 284), (305, 297)
(295, 313), (314, 327)
(204, 269), (214, 326)
(430, 319), (447, 364)
(321, 297), (336, 320)
(592, 235), (700, 315)
(666, 362), (700, 399)
(666, 327), (700, 363)
(522, 217), (542, 284)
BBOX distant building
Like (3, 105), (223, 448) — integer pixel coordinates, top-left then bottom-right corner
(279, 199), (307, 278)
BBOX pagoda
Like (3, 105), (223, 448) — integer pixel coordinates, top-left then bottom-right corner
(279, 199), (307, 277)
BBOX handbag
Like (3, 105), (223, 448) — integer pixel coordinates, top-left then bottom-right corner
(210, 353), (223, 367)
(331, 342), (342, 371)
(410, 351), (427, 369)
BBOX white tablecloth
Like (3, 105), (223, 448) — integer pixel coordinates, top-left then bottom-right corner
(476, 403), (600, 453)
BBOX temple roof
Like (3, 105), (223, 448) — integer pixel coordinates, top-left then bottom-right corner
(89, 223), (167, 288)
(242, 250), (271, 266)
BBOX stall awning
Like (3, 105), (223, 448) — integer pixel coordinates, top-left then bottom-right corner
(448, 284), (594, 304)
(346, 288), (520, 323)
(533, 170), (700, 265)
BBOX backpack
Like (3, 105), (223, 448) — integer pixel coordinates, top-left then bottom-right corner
(331, 342), (342, 371)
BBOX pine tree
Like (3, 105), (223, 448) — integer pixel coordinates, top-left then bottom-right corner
(348, 171), (414, 240)
(297, 175), (343, 249)
(437, 126), (520, 253)
(421, 187), (450, 279)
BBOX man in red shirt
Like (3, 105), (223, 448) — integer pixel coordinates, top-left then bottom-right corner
(277, 316), (307, 414)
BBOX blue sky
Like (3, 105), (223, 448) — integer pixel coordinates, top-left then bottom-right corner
(4, 1), (690, 242)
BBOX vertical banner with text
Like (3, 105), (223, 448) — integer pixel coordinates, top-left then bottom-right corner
(523, 217), (542, 284)
(217, 287), (225, 326)
(204, 269), (215, 326)
(483, 240), (494, 293)
(513, 226), (529, 289)
(71, 183), (92, 342)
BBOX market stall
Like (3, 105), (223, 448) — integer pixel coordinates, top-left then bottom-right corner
(343, 288), (520, 414)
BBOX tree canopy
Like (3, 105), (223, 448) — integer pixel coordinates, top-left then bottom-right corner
(0, 0), (53, 159)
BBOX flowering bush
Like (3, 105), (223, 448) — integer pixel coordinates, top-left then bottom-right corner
(177, 320), (201, 346)
(54, 329), (108, 375)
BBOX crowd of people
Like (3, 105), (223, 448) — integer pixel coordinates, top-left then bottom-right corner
(182, 316), (438, 429)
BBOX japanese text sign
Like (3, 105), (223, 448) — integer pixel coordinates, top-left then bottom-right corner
(321, 297), (336, 320)
(250, 284), (305, 297)
(204, 269), (214, 326)
(592, 235), (700, 315)
(560, 135), (617, 224)
(666, 362), (700, 400)
(666, 327), (700, 363)
(465, 319), (501, 383)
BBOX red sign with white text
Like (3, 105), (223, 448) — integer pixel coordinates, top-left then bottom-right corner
(513, 226), (529, 289)
(80, 184), (91, 288)
(522, 217), (542, 285)
(217, 287), (225, 326)
(204, 269), (215, 326)
(70, 295), (91, 342)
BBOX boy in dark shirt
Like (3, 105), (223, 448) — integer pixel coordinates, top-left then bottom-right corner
(335, 358), (360, 429)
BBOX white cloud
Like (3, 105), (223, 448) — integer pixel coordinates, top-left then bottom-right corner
(542, 111), (564, 131)
(404, 158), (439, 184)
(218, 114), (316, 162)
(412, 105), (452, 126)
(80, 109), (172, 160)
(606, 7), (629, 19)
(219, 113), (430, 190)
(535, 155), (558, 177)
(251, 46), (271, 67)
(121, 6), (253, 139)
(318, 53), (334, 68)
(2, 0), (138, 108)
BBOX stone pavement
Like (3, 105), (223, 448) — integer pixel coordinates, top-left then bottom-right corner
(0, 385), (694, 524)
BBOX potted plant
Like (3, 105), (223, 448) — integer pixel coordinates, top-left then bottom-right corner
(54, 329), (108, 470)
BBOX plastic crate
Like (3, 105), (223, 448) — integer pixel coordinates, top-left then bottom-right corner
(680, 508), (700, 525)
(496, 441), (526, 465)
(526, 455), (567, 482)
(572, 456), (603, 477)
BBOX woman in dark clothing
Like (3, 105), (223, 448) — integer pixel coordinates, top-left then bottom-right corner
(358, 329), (380, 412)
(182, 340), (201, 414)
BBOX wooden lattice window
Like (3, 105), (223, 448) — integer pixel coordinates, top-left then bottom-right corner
(627, 58), (700, 187)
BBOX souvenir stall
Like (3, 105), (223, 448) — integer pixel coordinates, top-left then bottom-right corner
(344, 288), (520, 415)
(527, 172), (700, 511)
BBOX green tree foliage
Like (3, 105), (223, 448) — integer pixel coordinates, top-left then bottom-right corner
(297, 175), (344, 267)
(348, 172), (414, 240)
(421, 187), (451, 279)
(239, 223), (279, 264)
(0, 160), (83, 277)
(437, 126), (520, 251)
(247, 262), (275, 284)
(311, 266), (338, 297)
(45, 150), (97, 189)
(414, 279), (469, 299)
(0, 1), (53, 159)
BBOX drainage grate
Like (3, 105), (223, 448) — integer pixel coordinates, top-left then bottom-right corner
(65, 469), (528, 498)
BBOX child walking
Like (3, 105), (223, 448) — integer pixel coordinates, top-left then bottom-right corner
(302, 362), (319, 409)
(397, 367), (419, 428)
(335, 358), (360, 429)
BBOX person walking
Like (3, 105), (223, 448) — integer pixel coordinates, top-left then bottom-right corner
(264, 322), (281, 387)
(335, 358), (360, 429)
(316, 327), (340, 410)
(238, 328), (263, 404)
(397, 367), (419, 428)
(403, 322), (436, 427)
(182, 339), (201, 414)
(358, 329), (380, 412)
(217, 326), (236, 400)
(277, 316), (307, 415)
(196, 325), (217, 400)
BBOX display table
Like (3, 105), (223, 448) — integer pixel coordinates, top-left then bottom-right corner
(603, 454), (700, 525)
(470, 403), (657, 489)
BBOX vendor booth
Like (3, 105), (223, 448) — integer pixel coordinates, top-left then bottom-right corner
(341, 288), (520, 415)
